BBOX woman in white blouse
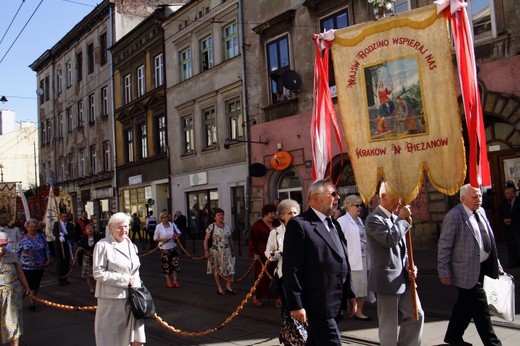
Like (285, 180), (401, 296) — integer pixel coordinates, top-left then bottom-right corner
(264, 198), (300, 307)
(337, 194), (371, 321)
(154, 211), (181, 288)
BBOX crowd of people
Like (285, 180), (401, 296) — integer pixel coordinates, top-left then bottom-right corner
(1, 178), (516, 345)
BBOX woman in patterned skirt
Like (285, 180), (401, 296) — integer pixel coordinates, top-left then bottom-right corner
(154, 211), (182, 288)
(1, 231), (31, 346)
(204, 208), (236, 295)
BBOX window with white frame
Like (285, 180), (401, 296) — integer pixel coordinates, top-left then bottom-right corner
(101, 86), (108, 116)
(469, 0), (496, 41)
(157, 115), (166, 153)
(66, 61), (72, 87)
(139, 123), (148, 158)
(90, 144), (97, 174)
(154, 53), (164, 87)
(78, 150), (85, 177)
(226, 98), (243, 140)
(67, 106), (73, 132)
(182, 115), (194, 154)
(77, 100), (84, 127)
(126, 129), (134, 162)
(103, 141), (110, 171)
(88, 94), (95, 124)
(58, 113), (63, 138)
(124, 74), (132, 104)
(267, 35), (290, 104)
(223, 21), (239, 60)
(180, 48), (192, 81)
(320, 9), (349, 91)
(202, 107), (217, 149)
(200, 36), (213, 72)
(57, 69), (63, 94)
(137, 65), (145, 97)
(393, 0), (410, 14)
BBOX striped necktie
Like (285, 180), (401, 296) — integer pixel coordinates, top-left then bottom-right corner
(474, 212), (491, 253)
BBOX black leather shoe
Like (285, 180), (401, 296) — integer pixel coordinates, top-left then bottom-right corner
(444, 338), (472, 346)
(354, 315), (372, 321)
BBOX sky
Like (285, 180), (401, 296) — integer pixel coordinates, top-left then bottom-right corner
(0, 0), (101, 124)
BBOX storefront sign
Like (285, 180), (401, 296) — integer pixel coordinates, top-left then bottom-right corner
(270, 151), (293, 171)
(128, 175), (142, 185)
(92, 187), (114, 199)
(189, 172), (207, 186)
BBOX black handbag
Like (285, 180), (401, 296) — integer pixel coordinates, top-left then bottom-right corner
(279, 307), (308, 346)
(128, 283), (156, 319)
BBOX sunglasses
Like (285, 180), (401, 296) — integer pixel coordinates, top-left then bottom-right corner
(324, 191), (339, 197)
(353, 204), (362, 207)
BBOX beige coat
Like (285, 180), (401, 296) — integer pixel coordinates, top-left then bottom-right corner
(93, 235), (141, 299)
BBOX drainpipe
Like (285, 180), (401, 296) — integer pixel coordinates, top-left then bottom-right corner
(239, 0), (251, 250)
(108, 4), (118, 211)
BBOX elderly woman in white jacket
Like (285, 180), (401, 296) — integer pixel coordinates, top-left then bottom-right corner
(337, 194), (372, 321)
(93, 212), (145, 346)
(264, 198), (300, 308)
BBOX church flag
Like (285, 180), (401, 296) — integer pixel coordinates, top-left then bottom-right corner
(331, 4), (466, 203)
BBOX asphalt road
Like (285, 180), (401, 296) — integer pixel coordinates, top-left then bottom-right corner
(18, 239), (520, 345)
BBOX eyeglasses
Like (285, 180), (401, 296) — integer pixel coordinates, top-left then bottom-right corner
(352, 204), (362, 208)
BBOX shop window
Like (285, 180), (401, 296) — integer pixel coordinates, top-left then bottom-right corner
(122, 187), (149, 220)
(186, 189), (219, 238)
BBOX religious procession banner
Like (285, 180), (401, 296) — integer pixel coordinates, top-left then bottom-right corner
(332, 4), (465, 204)
(0, 183), (18, 226)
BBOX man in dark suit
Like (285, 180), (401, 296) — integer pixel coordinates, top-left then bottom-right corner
(53, 211), (75, 286)
(438, 184), (503, 346)
(283, 179), (356, 345)
(365, 182), (423, 346)
(498, 186), (520, 268)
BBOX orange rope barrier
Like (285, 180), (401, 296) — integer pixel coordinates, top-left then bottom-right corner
(27, 259), (273, 337)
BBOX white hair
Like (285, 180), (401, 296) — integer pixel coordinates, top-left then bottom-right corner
(379, 181), (390, 198)
(459, 183), (476, 200)
(107, 212), (131, 232)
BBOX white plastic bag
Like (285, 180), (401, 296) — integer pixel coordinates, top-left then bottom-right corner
(483, 273), (515, 322)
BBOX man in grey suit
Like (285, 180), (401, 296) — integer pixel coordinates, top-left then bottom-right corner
(366, 182), (424, 346)
(283, 179), (356, 345)
(438, 184), (502, 346)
